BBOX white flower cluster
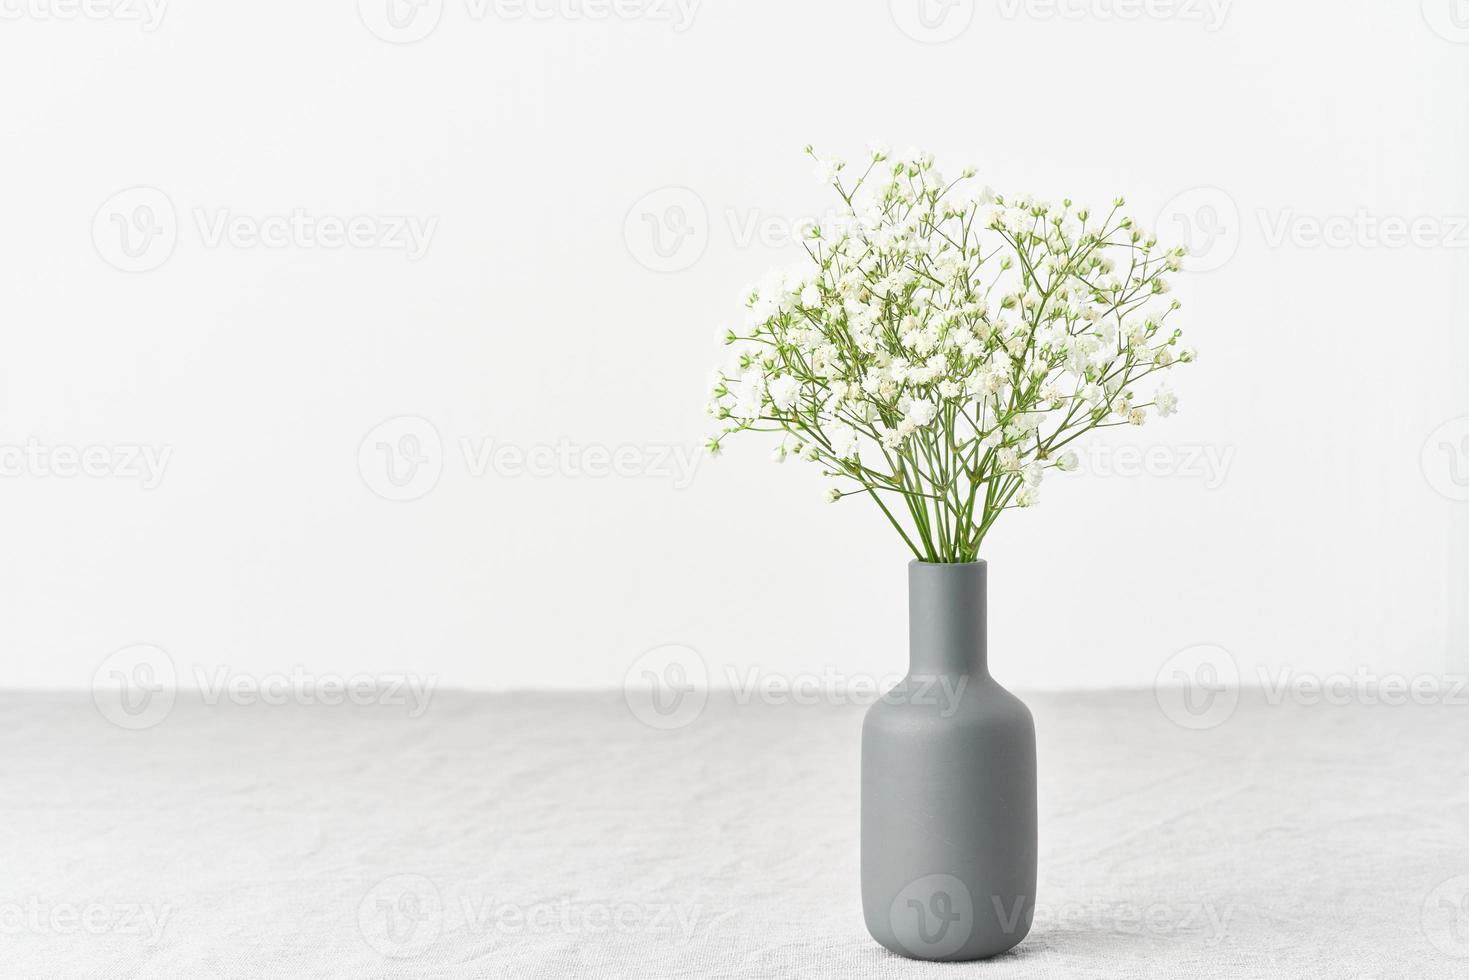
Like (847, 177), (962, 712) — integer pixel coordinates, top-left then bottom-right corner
(706, 145), (1194, 562)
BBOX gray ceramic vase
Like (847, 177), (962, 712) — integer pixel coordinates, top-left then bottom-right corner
(861, 559), (1037, 961)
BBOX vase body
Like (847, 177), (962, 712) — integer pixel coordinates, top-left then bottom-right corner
(861, 560), (1037, 961)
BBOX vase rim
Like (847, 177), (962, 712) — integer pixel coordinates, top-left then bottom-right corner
(909, 559), (987, 567)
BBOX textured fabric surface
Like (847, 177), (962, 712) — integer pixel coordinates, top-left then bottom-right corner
(2, 690), (1464, 978)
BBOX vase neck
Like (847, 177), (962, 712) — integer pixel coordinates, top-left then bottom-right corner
(908, 560), (988, 677)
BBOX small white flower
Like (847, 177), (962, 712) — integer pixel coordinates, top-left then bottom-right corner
(902, 146), (932, 169)
(1056, 450), (1079, 472)
(1006, 412), (1043, 440)
(815, 158), (846, 183)
(903, 398), (938, 428)
(826, 487), (842, 503)
(1016, 486), (1039, 507)
(730, 376), (764, 421)
(1155, 384), (1179, 417)
(768, 375), (800, 412)
(828, 422), (860, 459)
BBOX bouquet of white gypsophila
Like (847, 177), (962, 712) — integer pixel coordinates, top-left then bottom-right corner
(705, 144), (1195, 563)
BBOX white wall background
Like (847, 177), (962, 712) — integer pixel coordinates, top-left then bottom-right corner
(0, 0), (1465, 692)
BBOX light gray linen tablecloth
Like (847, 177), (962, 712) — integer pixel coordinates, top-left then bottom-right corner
(2, 689), (1464, 978)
